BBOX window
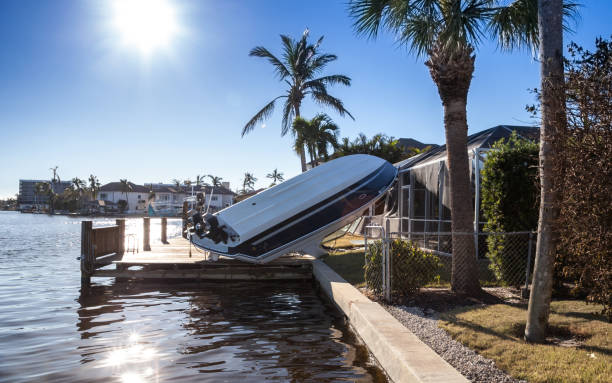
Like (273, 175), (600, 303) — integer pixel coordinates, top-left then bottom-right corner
(211, 196), (218, 201)
(100, 193), (107, 199)
(137, 195), (141, 199)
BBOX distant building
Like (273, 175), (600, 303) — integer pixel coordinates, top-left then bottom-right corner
(99, 181), (236, 214)
(18, 179), (72, 209)
(98, 182), (151, 213)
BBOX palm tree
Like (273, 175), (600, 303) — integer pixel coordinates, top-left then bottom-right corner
(88, 175), (100, 200)
(348, 0), (576, 295)
(293, 114), (340, 167)
(172, 178), (182, 189)
(195, 174), (207, 187)
(243, 29), (354, 172)
(119, 179), (132, 211)
(242, 172), (257, 193)
(71, 177), (85, 209)
(525, 0), (568, 343)
(34, 182), (49, 210)
(208, 175), (223, 188)
(266, 169), (285, 186)
(49, 166), (60, 184)
(312, 114), (339, 162)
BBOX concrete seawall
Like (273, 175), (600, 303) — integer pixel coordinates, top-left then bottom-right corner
(312, 259), (468, 383)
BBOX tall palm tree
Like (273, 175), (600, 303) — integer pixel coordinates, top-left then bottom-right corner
(195, 174), (207, 187)
(119, 179), (132, 211)
(242, 172), (257, 193)
(208, 175), (223, 188)
(525, 0), (568, 343)
(293, 114), (340, 167)
(49, 166), (60, 184)
(266, 169), (285, 186)
(71, 177), (85, 209)
(243, 29), (354, 172)
(348, 0), (576, 295)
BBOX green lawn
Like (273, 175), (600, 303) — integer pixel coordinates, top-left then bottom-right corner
(322, 250), (366, 287)
(440, 300), (611, 383)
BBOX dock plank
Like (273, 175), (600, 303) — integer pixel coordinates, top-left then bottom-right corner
(93, 236), (314, 281)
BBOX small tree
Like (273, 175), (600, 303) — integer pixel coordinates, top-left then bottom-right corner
(481, 132), (539, 285)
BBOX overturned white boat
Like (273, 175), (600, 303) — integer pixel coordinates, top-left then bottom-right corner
(187, 154), (397, 264)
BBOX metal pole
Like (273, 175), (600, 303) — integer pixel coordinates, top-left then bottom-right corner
(385, 219), (391, 302)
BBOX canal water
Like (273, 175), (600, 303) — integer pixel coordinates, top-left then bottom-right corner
(0, 212), (386, 382)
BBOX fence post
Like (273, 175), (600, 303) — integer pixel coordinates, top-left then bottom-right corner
(116, 219), (125, 255)
(385, 219), (391, 302)
(80, 221), (93, 286)
(522, 232), (534, 298)
(143, 217), (151, 251)
(161, 217), (167, 244)
(182, 201), (188, 239)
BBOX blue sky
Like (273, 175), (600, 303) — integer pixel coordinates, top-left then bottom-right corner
(0, 0), (610, 198)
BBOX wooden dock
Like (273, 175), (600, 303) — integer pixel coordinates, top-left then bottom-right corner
(80, 218), (314, 285)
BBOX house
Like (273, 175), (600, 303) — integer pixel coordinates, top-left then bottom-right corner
(389, 125), (538, 255)
(97, 182), (151, 213)
(145, 182), (235, 212)
(97, 181), (236, 214)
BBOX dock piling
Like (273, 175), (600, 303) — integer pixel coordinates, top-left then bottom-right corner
(182, 201), (188, 238)
(80, 220), (93, 285)
(161, 217), (167, 244)
(143, 217), (151, 251)
(116, 219), (125, 255)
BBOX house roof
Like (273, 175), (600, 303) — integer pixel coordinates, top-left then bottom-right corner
(395, 125), (539, 170)
(99, 182), (150, 193)
(103, 182), (236, 196)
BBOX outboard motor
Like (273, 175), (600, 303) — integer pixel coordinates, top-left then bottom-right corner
(188, 211), (231, 244)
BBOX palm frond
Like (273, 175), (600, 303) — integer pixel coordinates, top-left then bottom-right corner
(242, 96), (285, 136)
(281, 98), (296, 136)
(311, 92), (355, 120)
(311, 74), (351, 87)
(249, 46), (291, 79)
(349, 0), (394, 39)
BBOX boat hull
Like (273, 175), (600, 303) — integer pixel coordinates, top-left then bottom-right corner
(189, 155), (397, 263)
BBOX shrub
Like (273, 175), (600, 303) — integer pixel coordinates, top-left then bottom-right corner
(117, 199), (128, 213)
(555, 38), (612, 318)
(364, 239), (442, 296)
(480, 132), (539, 286)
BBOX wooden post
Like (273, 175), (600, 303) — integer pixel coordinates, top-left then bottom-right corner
(161, 217), (167, 244)
(143, 217), (151, 251)
(182, 201), (188, 239)
(81, 221), (93, 285)
(116, 219), (125, 255)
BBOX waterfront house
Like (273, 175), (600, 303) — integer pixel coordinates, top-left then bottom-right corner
(97, 182), (151, 213)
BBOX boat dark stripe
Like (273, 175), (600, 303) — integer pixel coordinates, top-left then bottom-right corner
(229, 162), (396, 258)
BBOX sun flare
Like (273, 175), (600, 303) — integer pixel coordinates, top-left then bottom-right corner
(111, 0), (179, 55)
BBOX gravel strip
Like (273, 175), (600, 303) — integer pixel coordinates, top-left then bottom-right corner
(385, 305), (525, 383)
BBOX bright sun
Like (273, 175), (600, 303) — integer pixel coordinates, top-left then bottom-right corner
(111, 0), (179, 55)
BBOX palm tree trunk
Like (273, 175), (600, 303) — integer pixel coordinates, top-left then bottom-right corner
(427, 43), (481, 295)
(295, 106), (308, 172)
(525, 0), (566, 343)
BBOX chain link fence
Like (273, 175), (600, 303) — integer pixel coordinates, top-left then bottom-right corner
(364, 218), (536, 301)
